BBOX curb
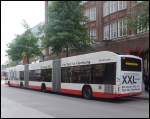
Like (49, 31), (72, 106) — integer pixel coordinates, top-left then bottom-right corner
(134, 92), (149, 100)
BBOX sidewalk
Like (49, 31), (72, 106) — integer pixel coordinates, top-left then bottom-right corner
(138, 83), (149, 100)
(135, 91), (149, 100)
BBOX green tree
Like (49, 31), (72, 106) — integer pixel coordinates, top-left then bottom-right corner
(6, 21), (41, 64)
(127, 1), (149, 33)
(43, 1), (91, 57)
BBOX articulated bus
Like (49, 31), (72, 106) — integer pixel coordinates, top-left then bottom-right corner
(5, 51), (143, 99)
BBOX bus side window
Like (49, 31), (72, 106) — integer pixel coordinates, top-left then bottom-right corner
(91, 63), (116, 85)
(71, 66), (80, 83)
(29, 70), (41, 82)
(41, 69), (52, 82)
(61, 67), (71, 83)
(92, 64), (105, 84)
(20, 71), (24, 80)
(104, 63), (116, 85)
(79, 65), (91, 84)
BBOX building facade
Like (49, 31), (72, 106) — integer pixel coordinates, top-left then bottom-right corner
(81, 1), (149, 74)
(45, 1), (149, 74)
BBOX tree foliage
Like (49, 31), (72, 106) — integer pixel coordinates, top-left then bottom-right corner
(43, 1), (91, 57)
(6, 22), (41, 63)
(127, 1), (149, 33)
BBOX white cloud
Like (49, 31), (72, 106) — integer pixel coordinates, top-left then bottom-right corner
(1, 1), (45, 65)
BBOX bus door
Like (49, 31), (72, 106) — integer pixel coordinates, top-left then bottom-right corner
(104, 62), (116, 94)
(52, 59), (61, 92)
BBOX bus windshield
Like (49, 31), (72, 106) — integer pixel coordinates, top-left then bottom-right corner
(121, 57), (142, 72)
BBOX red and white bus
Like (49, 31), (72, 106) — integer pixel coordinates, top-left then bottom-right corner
(6, 51), (143, 99)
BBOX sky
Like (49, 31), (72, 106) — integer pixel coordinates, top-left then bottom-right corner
(1, 1), (45, 65)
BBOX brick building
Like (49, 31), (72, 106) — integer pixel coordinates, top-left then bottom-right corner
(45, 1), (149, 74)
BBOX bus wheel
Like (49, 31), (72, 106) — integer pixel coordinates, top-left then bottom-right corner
(8, 81), (10, 86)
(41, 84), (46, 92)
(20, 82), (23, 88)
(82, 86), (92, 99)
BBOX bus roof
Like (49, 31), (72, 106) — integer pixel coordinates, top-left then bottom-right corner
(29, 60), (53, 70)
(7, 51), (143, 70)
(61, 51), (119, 67)
(119, 55), (142, 60)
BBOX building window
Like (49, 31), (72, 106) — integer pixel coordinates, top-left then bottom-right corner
(137, 16), (149, 33)
(90, 28), (96, 41)
(104, 25), (110, 40)
(137, 1), (143, 3)
(123, 1), (127, 9)
(103, 1), (127, 16)
(103, 18), (127, 40)
(110, 1), (118, 14)
(84, 7), (96, 21)
(118, 1), (127, 10)
(137, 17), (142, 33)
(114, 1), (118, 13)
(122, 19), (127, 36)
(110, 1), (114, 14)
(118, 1), (122, 10)
(90, 7), (96, 21)
(118, 19), (127, 37)
(81, 1), (88, 5)
(103, 2), (109, 16)
(110, 22), (117, 39)
(84, 9), (90, 20)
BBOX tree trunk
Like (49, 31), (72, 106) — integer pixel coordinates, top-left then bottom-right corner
(23, 52), (29, 64)
(45, 48), (49, 56)
(66, 46), (69, 57)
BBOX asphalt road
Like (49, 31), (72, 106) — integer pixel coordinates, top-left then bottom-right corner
(1, 85), (149, 118)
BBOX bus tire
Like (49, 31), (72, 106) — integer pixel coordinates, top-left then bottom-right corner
(82, 86), (93, 99)
(8, 81), (10, 86)
(20, 82), (23, 88)
(41, 83), (46, 92)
